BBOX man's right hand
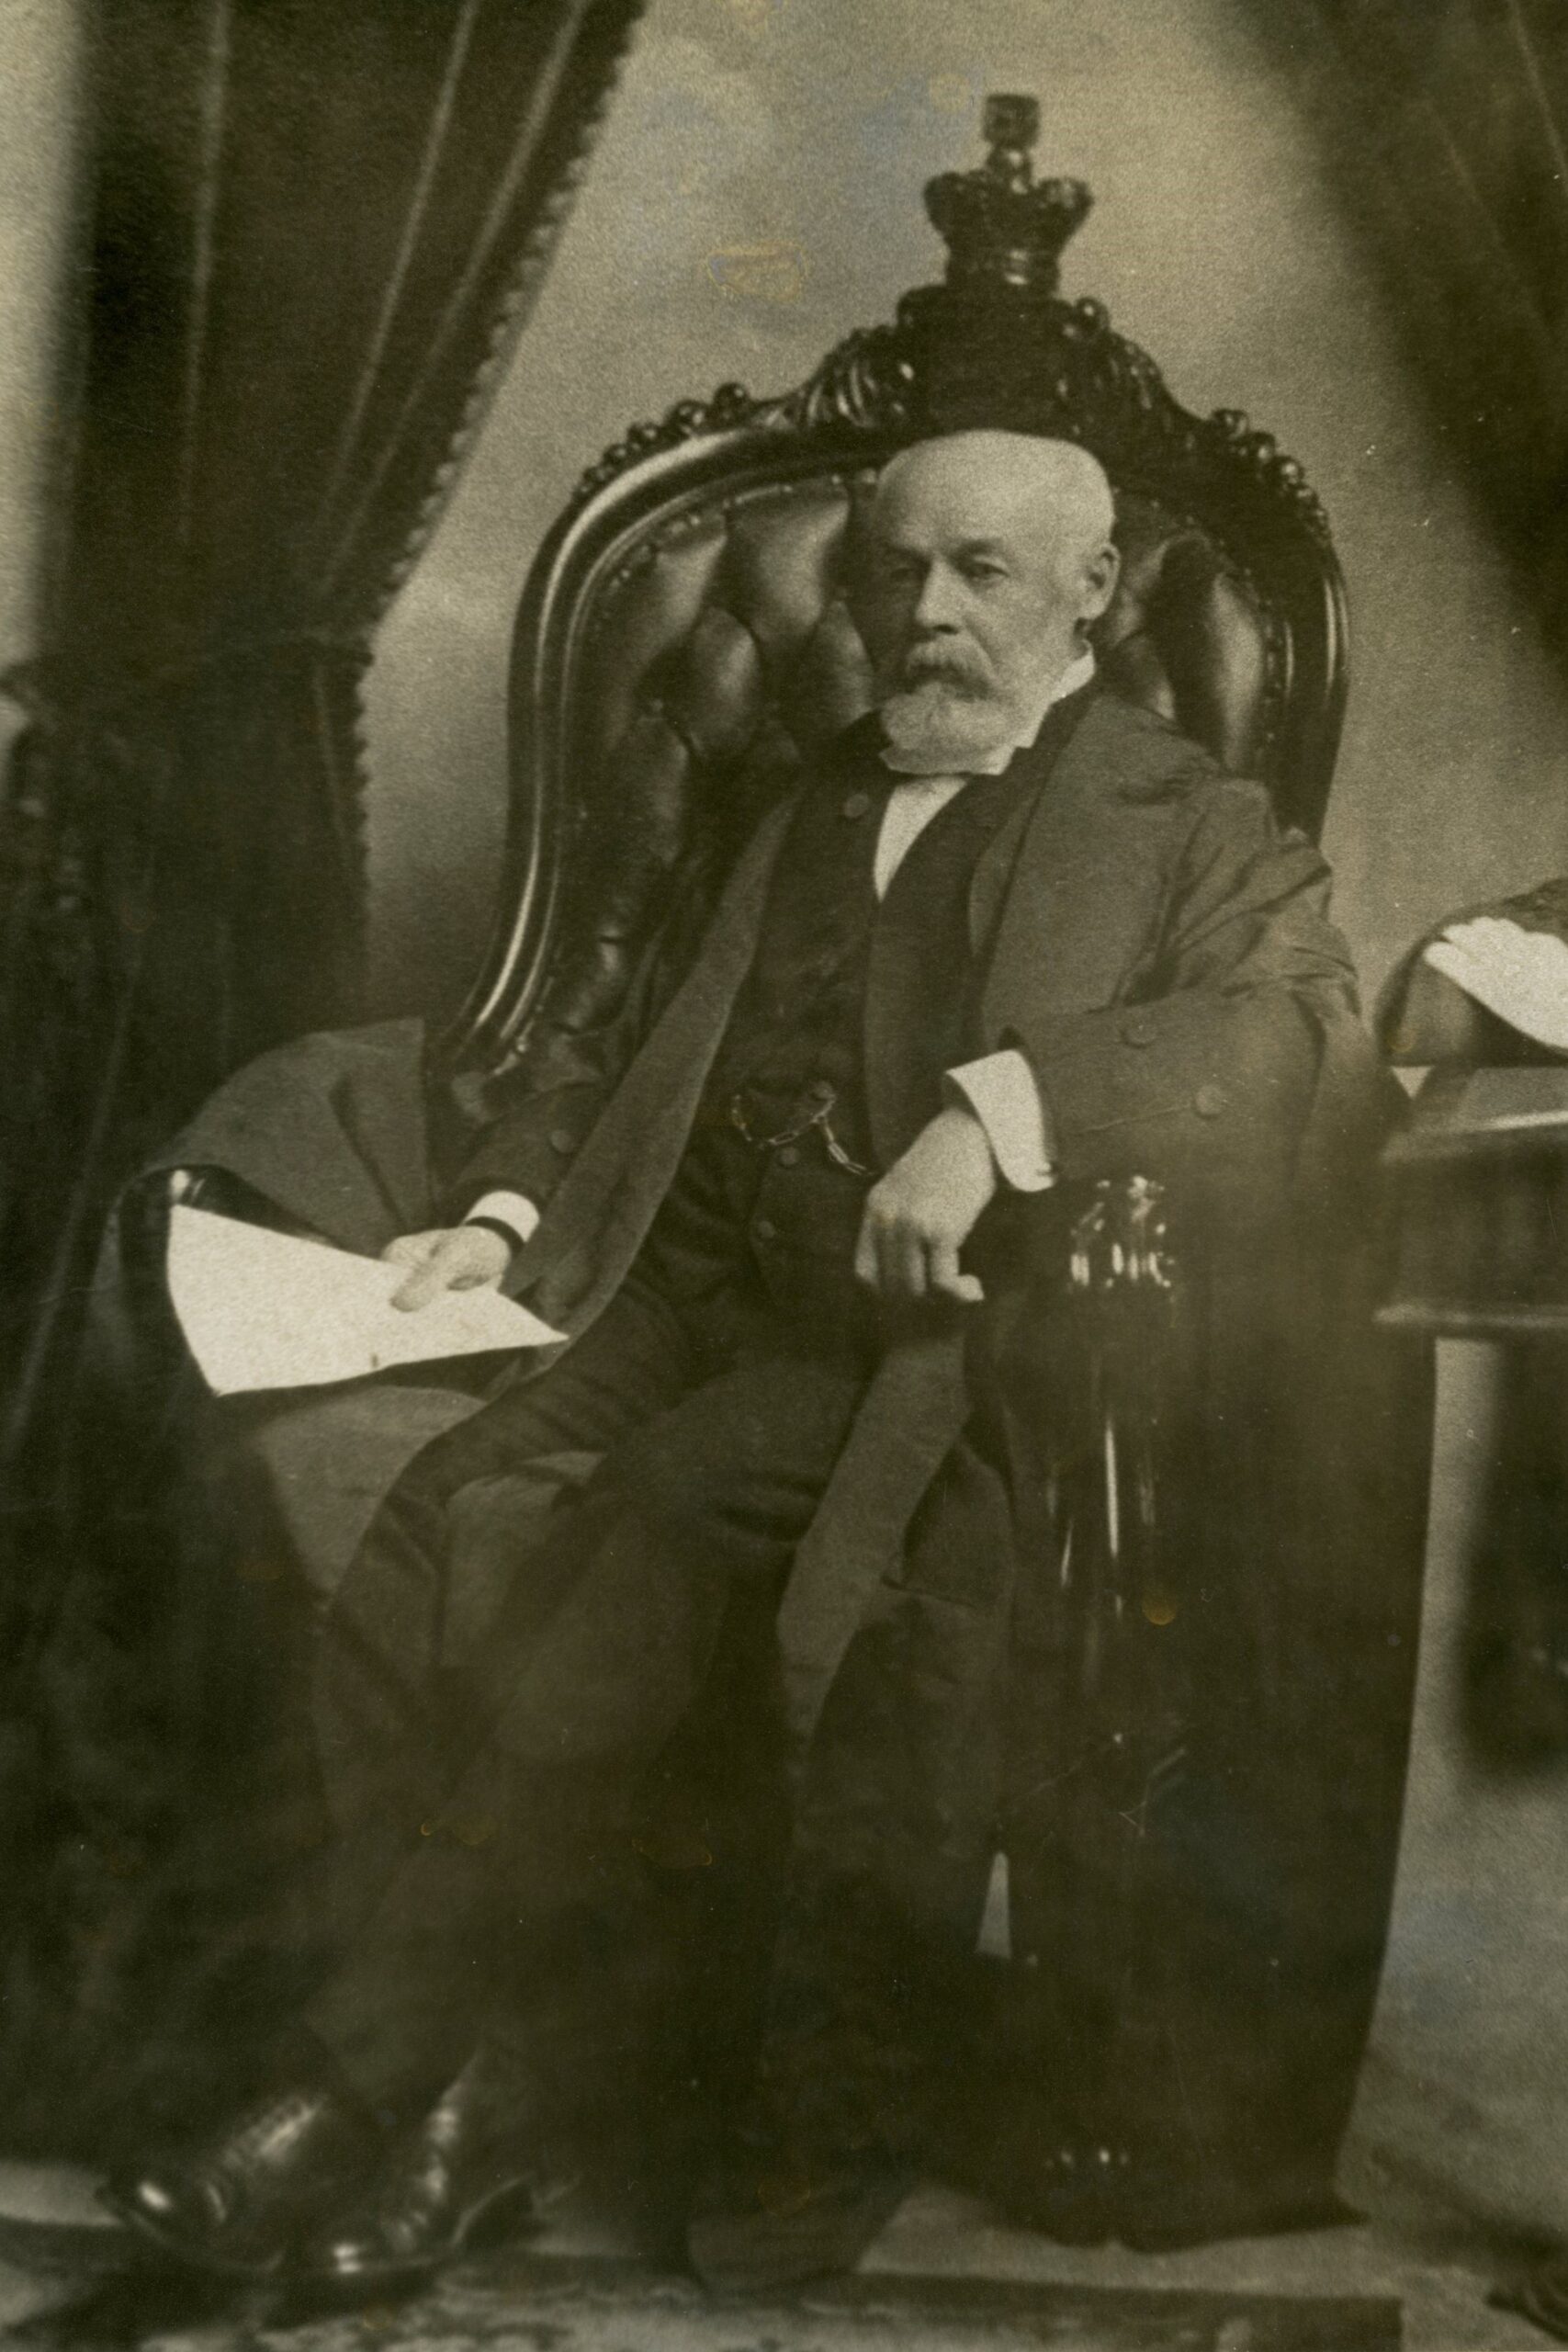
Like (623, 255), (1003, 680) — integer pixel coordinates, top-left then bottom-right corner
(381, 1226), (512, 1311)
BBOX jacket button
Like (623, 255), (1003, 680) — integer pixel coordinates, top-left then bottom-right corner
(776, 1145), (801, 1168)
(840, 790), (873, 820)
(806, 1077), (835, 1104)
(1121, 1015), (1157, 1048)
(548, 1128), (577, 1154)
(753, 1216), (778, 1242)
(1193, 1084), (1227, 1119)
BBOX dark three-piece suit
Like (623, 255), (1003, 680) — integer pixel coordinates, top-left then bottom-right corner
(63, 683), (1429, 2234)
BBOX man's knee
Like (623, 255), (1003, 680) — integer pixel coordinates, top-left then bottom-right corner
(607, 1372), (853, 1579)
(608, 1414), (745, 1559)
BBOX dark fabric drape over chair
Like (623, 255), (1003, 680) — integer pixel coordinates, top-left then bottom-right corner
(0, 0), (645, 1595)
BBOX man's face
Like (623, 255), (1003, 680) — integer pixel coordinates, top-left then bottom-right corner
(852, 435), (1118, 770)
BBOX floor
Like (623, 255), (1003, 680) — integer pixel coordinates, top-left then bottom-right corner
(0, 2160), (1554, 2351)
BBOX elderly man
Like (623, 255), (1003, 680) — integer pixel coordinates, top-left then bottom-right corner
(103, 431), (1421, 2291)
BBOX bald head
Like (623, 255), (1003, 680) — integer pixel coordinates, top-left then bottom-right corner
(874, 432), (1115, 575)
(854, 432), (1119, 772)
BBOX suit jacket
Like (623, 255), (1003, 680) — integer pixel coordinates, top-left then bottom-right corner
(400, 695), (1382, 1729)
(456, 692), (1375, 1286)
(110, 691), (1393, 1698)
(76, 689), (1426, 2212)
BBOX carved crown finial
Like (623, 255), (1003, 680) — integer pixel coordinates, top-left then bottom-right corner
(924, 93), (1090, 295)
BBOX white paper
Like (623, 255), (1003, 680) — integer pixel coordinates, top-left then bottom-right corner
(1424, 916), (1568, 1054)
(167, 1204), (563, 1396)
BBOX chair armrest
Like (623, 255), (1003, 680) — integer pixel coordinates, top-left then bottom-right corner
(1007, 1175), (1189, 1713)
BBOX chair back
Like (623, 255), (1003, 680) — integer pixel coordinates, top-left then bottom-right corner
(451, 95), (1346, 1080)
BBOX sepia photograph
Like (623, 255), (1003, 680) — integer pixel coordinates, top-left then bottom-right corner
(0, 2), (1566, 2345)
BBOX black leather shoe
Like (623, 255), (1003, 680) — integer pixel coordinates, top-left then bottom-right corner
(303, 2057), (543, 2287)
(99, 2086), (381, 2278)
(1010, 2134), (1132, 2247)
(965, 2109), (1131, 2249)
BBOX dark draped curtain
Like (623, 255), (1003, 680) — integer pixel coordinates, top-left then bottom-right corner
(0, 0), (645, 2141)
(0, 0), (644, 1589)
(1261, 0), (1568, 637)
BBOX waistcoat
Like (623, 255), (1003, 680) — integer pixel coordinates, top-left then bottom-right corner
(707, 691), (1093, 1169)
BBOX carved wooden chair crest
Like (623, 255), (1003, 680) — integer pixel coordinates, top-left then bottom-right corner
(449, 94), (1347, 1102)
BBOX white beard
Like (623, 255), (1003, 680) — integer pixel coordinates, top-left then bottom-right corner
(879, 678), (1022, 775)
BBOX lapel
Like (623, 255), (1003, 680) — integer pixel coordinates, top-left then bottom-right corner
(514, 789), (798, 1334)
(862, 729), (1052, 1166)
(861, 683), (1128, 1161)
(974, 691), (1180, 1045)
(512, 718), (890, 1334)
(783, 695), (1198, 1751)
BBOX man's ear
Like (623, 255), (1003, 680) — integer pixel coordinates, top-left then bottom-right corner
(1079, 538), (1121, 626)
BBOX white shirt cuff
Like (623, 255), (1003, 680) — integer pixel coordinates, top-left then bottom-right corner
(464, 1190), (541, 1250)
(945, 1051), (1057, 1192)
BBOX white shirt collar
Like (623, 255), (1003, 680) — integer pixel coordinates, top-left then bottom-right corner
(879, 648), (1097, 779)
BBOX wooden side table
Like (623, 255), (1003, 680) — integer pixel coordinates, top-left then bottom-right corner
(1382, 1063), (1568, 1339)
(1383, 1060), (1568, 1764)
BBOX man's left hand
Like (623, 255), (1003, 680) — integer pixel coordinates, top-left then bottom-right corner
(854, 1103), (997, 1304)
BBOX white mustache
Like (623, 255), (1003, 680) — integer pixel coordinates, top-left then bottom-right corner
(899, 650), (988, 691)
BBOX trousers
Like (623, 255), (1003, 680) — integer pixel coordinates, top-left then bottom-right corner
(295, 1125), (877, 2110)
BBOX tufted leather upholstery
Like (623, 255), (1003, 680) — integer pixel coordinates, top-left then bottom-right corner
(572, 479), (1273, 827)
(455, 444), (1307, 1090)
